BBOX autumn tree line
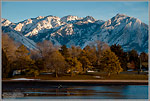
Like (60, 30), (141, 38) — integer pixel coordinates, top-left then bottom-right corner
(2, 34), (148, 78)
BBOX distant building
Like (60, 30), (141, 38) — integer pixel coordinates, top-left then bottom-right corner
(12, 70), (21, 76)
(127, 61), (135, 70)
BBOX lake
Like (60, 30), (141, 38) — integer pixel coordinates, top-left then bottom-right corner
(3, 84), (148, 99)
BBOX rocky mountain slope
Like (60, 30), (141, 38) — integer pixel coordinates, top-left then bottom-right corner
(1, 14), (148, 53)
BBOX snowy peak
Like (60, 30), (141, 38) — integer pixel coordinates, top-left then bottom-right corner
(36, 16), (45, 20)
(1, 18), (12, 26)
(14, 15), (62, 37)
(98, 14), (148, 53)
(1, 14), (148, 53)
(60, 15), (80, 23)
(111, 13), (129, 22)
(102, 13), (143, 28)
(82, 16), (96, 22)
(112, 13), (142, 24)
(115, 13), (128, 18)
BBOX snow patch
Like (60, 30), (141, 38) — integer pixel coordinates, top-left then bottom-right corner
(11, 78), (40, 80)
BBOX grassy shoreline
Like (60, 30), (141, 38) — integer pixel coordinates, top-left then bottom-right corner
(3, 71), (148, 80)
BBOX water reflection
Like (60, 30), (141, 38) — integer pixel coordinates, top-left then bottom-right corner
(3, 85), (148, 99)
(122, 85), (148, 99)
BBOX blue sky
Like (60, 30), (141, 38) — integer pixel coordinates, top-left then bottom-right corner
(2, 1), (148, 24)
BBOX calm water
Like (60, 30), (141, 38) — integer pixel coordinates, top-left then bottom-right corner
(3, 85), (148, 99)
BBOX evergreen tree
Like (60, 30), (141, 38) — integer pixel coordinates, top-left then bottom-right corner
(100, 50), (123, 76)
(128, 49), (140, 70)
(140, 52), (148, 69)
(140, 52), (148, 62)
(60, 45), (70, 59)
(110, 44), (128, 71)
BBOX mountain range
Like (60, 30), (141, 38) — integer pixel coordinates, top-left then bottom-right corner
(1, 13), (148, 53)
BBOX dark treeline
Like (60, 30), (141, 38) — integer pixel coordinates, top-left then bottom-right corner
(2, 34), (148, 78)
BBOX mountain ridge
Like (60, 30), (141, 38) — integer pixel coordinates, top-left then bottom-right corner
(1, 14), (148, 53)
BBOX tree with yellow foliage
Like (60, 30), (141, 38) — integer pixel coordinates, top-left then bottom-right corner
(100, 50), (123, 76)
(66, 57), (82, 76)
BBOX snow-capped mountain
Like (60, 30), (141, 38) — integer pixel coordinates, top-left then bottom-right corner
(1, 18), (13, 26)
(60, 15), (81, 23)
(1, 22), (37, 50)
(93, 14), (148, 52)
(1, 14), (148, 53)
(13, 15), (63, 37)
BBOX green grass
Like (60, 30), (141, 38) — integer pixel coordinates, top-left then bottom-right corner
(3, 71), (148, 80)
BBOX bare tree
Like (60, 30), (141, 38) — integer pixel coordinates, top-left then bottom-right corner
(37, 40), (56, 58)
(2, 34), (17, 62)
